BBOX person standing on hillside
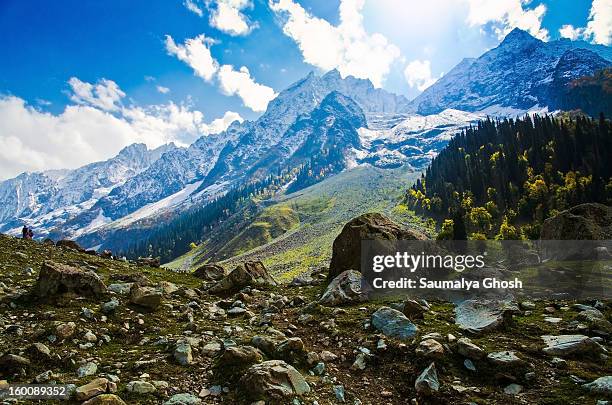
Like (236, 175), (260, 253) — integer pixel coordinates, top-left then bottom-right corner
(22, 225), (28, 239)
(28, 228), (34, 240)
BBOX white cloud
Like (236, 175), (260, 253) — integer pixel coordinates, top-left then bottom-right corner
(559, 24), (583, 41)
(165, 33), (276, 112)
(0, 79), (244, 179)
(184, 0), (204, 16)
(165, 34), (219, 81)
(464, 0), (549, 40)
(269, 0), (401, 88)
(217, 65), (277, 112)
(585, 0), (612, 45)
(203, 110), (244, 133)
(209, 0), (256, 36)
(68, 77), (126, 111)
(403, 60), (439, 91)
(557, 0), (611, 45)
(156, 85), (171, 94)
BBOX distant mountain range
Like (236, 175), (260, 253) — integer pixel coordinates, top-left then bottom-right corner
(0, 28), (609, 256)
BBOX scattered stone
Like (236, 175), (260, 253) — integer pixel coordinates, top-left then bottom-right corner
(455, 300), (518, 334)
(77, 362), (98, 377)
(164, 393), (202, 404)
(504, 384), (523, 395)
(487, 351), (525, 368)
(351, 353), (368, 370)
(56, 239), (84, 252)
(130, 286), (162, 310)
(126, 380), (157, 394)
(583, 376), (612, 397)
(216, 346), (263, 372)
(193, 263), (225, 281)
(457, 337), (486, 360)
(320, 351), (338, 362)
(290, 273), (314, 287)
(27, 342), (51, 359)
(107, 283), (133, 295)
(319, 270), (362, 306)
(75, 378), (109, 401)
(371, 307), (418, 340)
(416, 339), (444, 359)
(541, 335), (603, 356)
(333, 385), (345, 402)
(35, 261), (106, 297)
(551, 357), (567, 368)
(208, 262), (276, 295)
(174, 340), (193, 366)
(402, 299), (429, 319)
(102, 298), (120, 314)
(464, 359), (476, 371)
(82, 394), (127, 405)
(0, 354), (30, 374)
(576, 310), (612, 334)
(239, 360), (310, 399)
(520, 301), (536, 310)
(56, 322), (76, 339)
(415, 362), (439, 396)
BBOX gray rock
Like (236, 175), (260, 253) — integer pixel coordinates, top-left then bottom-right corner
(126, 380), (156, 394)
(108, 283), (133, 295)
(208, 261), (276, 295)
(174, 340), (193, 366)
(333, 385), (345, 402)
(455, 300), (518, 334)
(371, 307), (418, 340)
(130, 286), (162, 310)
(464, 359), (476, 371)
(416, 339), (444, 359)
(504, 384), (523, 395)
(35, 261), (106, 298)
(541, 335), (603, 356)
(193, 263), (225, 281)
(415, 362), (439, 395)
(319, 270), (362, 306)
(583, 376), (612, 397)
(102, 298), (120, 314)
(77, 362), (98, 377)
(457, 337), (486, 360)
(164, 393), (202, 404)
(239, 360), (310, 399)
(487, 351), (525, 368)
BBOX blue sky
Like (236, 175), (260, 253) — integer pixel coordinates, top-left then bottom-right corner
(0, 0), (609, 179)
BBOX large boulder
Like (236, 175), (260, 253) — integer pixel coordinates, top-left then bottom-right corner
(328, 213), (427, 280)
(208, 262), (276, 295)
(319, 270), (362, 306)
(193, 263), (225, 281)
(239, 360), (310, 400)
(34, 261), (106, 298)
(540, 203), (611, 240)
(455, 300), (518, 334)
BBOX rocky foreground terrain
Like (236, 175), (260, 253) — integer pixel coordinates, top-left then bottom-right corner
(1, 213), (611, 404)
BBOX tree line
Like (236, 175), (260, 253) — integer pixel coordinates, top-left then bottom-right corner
(407, 113), (611, 240)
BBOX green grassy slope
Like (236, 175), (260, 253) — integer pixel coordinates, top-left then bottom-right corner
(167, 166), (433, 279)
